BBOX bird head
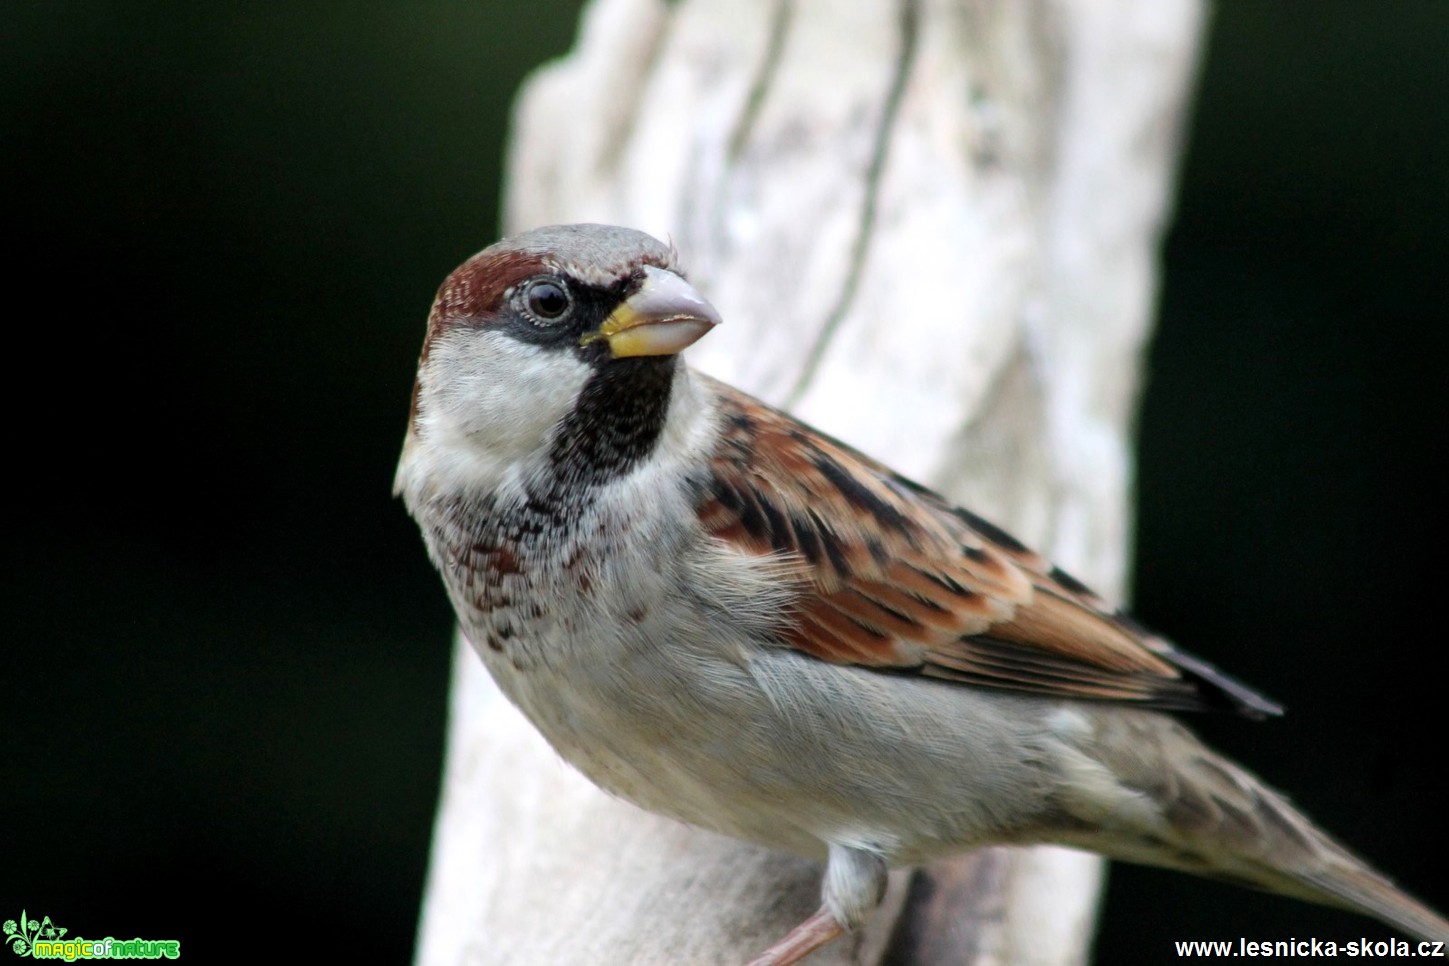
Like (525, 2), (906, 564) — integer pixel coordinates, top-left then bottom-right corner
(394, 224), (722, 503)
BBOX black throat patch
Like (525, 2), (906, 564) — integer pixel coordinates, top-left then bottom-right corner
(429, 356), (678, 631)
(544, 354), (678, 498)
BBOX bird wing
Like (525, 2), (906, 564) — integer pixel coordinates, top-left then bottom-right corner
(696, 377), (1282, 719)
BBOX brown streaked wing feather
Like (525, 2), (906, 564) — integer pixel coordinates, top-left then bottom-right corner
(696, 377), (1282, 719)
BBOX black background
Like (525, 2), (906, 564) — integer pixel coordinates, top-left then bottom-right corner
(4, 3), (1445, 963)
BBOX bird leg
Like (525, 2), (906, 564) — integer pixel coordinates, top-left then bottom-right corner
(745, 907), (845, 966)
(747, 844), (888, 965)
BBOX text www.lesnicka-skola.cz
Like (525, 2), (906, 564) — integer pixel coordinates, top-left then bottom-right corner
(1175, 937), (1446, 958)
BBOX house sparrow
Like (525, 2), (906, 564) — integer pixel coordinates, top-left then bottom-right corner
(396, 223), (1448, 963)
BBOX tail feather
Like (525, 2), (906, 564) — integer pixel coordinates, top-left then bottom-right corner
(1083, 712), (1449, 941)
(1298, 857), (1449, 942)
(1172, 744), (1449, 942)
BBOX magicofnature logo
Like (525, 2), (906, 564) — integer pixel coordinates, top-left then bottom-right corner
(4, 911), (179, 961)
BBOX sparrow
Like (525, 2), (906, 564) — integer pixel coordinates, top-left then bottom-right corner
(396, 223), (1448, 963)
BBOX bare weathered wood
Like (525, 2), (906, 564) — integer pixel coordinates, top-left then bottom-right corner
(416, 0), (1204, 962)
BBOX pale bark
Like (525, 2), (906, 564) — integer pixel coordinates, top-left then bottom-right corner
(416, 0), (1205, 962)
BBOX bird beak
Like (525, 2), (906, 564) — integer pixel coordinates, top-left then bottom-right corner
(592, 265), (722, 358)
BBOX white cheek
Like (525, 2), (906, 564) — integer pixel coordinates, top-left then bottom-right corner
(414, 330), (592, 491)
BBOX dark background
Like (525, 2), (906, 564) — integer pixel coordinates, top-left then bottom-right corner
(4, 3), (1445, 963)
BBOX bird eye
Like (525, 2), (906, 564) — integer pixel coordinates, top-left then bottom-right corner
(524, 279), (571, 322)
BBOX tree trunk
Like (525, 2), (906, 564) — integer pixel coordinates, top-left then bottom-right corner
(415, 0), (1205, 961)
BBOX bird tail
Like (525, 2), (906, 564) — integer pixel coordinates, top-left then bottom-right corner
(1160, 740), (1448, 942)
(1080, 714), (1449, 941)
(1293, 852), (1449, 942)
